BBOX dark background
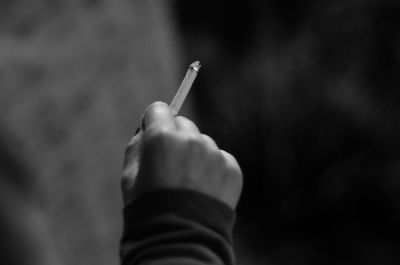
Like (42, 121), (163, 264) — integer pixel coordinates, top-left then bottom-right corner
(1, 0), (400, 264)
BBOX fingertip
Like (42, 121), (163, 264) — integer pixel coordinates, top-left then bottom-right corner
(144, 101), (170, 121)
(143, 101), (176, 132)
(201, 134), (218, 149)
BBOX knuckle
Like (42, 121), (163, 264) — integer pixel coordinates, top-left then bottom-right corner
(201, 134), (219, 150)
(176, 115), (195, 124)
(185, 135), (204, 150)
(201, 134), (212, 141)
(201, 133), (214, 143)
(178, 134), (212, 158)
(175, 116), (186, 123)
(191, 136), (218, 157)
(221, 151), (242, 179)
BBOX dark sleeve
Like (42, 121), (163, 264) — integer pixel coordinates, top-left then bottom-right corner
(120, 189), (236, 265)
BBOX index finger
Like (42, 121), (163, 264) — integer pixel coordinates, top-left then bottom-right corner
(143, 101), (176, 133)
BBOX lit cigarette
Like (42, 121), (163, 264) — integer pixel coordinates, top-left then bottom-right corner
(135, 61), (201, 135)
(170, 61), (201, 116)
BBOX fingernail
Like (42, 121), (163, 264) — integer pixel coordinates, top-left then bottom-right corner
(134, 127), (141, 135)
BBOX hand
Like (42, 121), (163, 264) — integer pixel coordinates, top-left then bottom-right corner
(122, 102), (243, 209)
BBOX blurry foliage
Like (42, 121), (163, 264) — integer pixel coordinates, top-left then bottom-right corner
(174, 0), (400, 264)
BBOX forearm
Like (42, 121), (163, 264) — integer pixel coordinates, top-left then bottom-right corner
(120, 189), (236, 265)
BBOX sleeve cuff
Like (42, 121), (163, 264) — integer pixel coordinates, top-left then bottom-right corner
(123, 189), (236, 242)
(120, 189), (236, 265)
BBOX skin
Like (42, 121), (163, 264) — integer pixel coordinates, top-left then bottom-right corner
(121, 101), (243, 209)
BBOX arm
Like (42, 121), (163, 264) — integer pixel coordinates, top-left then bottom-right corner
(120, 102), (243, 265)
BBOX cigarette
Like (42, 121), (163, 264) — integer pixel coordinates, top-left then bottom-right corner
(170, 61), (201, 116)
(135, 61), (201, 135)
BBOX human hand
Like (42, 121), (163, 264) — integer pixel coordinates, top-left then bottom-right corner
(121, 102), (243, 209)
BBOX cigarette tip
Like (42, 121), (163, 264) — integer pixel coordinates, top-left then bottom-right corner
(189, 61), (201, 72)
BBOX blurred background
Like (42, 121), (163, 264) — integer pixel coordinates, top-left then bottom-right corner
(1, 0), (400, 264)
